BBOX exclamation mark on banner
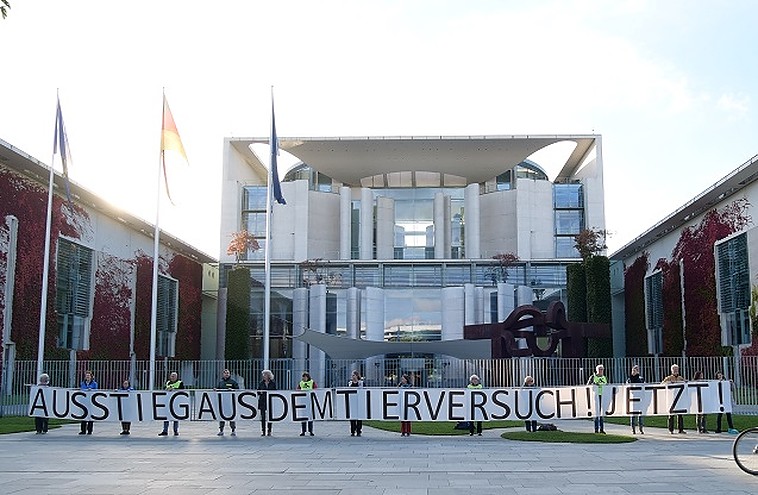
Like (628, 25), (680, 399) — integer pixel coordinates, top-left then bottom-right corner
(586, 387), (593, 416)
(718, 381), (724, 412)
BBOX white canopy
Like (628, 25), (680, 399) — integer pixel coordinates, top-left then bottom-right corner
(294, 329), (491, 359)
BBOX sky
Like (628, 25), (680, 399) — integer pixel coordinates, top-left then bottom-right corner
(1, 0), (757, 258)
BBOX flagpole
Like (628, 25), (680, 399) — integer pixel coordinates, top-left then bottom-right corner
(36, 96), (59, 378)
(263, 88), (274, 371)
(148, 95), (165, 391)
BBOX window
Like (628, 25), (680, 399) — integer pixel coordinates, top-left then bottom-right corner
(716, 233), (752, 346)
(555, 210), (584, 235)
(554, 183), (583, 209)
(644, 271), (663, 355)
(241, 186), (267, 261)
(156, 275), (179, 357)
(55, 238), (93, 350)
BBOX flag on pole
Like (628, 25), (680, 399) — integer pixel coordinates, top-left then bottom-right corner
(270, 92), (286, 205)
(53, 97), (73, 205)
(160, 94), (188, 203)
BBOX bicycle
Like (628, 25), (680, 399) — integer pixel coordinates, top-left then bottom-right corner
(733, 427), (758, 475)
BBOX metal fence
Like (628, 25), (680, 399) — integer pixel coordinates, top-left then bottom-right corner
(3, 355), (758, 417)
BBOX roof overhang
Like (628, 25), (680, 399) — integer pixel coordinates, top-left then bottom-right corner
(295, 329), (491, 359)
(232, 135), (598, 186)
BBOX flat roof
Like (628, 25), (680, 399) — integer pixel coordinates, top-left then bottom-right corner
(231, 134), (599, 185)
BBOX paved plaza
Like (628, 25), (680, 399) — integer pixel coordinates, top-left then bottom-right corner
(0, 417), (756, 495)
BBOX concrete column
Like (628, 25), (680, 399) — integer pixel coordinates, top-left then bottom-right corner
(339, 186), (352, 260)
(375, 196), (395, 259)
(346, 287), (361, 339)
(291, 288), (309, 389)
(516, 285), (534, 306)
(360, 188), (374, 260)
(434, 192), (446, 259)
(365, 287), (385, 386)
(464, 183), (480, 258)
(464, 283), (477, 325)
(308, 284), (327, 387)
(498, 283), (515, 322)
(441, 287), (464, 340)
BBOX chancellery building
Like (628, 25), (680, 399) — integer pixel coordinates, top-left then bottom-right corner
(219, 135), (606, 386)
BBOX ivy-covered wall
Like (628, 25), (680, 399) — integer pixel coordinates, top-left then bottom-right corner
(586, 256), (612, 357)
(225, 266), (251, 360)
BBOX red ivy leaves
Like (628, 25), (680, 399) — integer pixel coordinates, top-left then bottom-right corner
(624, 252), (649, 356)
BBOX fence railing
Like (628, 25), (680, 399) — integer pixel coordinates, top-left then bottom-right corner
(2, 355), (757, 417)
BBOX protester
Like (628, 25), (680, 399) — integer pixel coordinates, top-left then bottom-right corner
(348, 370), (364, 437)
(715, 371), (739, 434)
(158, 372), (184, 436)
(522, 375), (538, 433)
(79, 370), (98, 435)
(34, 373), (50, 434)
(626, 364), (645, 434)
(662, 364), (686, 434)
(118, 379), (134, 435)
(297, 372), (316, 436)
(587, 364), (607, 434)
(399, 374), (412, 437)
(215, 369), (239, 436)
(692, 371), (709, 433)
(258, 369), (277, 436)
(467, 374), (483, 436)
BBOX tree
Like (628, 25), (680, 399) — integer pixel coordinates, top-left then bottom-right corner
(573, 228), (607, 261)
(486, 252), (519, 285)
(1, 1), (10, 20)
(226, 230), (259, 263)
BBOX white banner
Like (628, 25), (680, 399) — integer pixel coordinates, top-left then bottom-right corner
(28, 382), (731, 422)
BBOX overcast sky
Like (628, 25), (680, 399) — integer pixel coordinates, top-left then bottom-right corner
(1, 0), (756, 258)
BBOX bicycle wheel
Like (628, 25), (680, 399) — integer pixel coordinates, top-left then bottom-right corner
(733, 427), (758, 476)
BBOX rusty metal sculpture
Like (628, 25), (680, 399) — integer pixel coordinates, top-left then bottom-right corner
(463, 301), (609, 358)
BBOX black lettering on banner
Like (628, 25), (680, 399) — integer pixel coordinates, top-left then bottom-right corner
(217, 393), (236, 421)
(689, 382), (708, 413)
(70, 391), (88, 420)
(383, 390), (399, 420)
(237, 392), (257, 420)
(52, 389), (70, 418)
(291, 392), (308, 421)
(669, 384), (687, 414)
(312, 391), (333, 420)
(112, 392), (129, 421)
(490, 390), (510, 420)
(605, 387), (618, 416)
(197, 392), (216, 420)
(335, 389), (356, 418)
(535, 390), (554, 419)
(647, 385), (665, 415)
(152, 392), (167, 420)
(404, 391), (422, 421)
(366, 389), (372, 419)
(269, 393), (288, 421)
(555, 388), (576, 418)
(514, 389), (533, 419)
(90, 392), (109, 420)
(423, 390), (447, 420)
(470, 391), (489, 421)
(136, 393), (143, 422)
(626, 386), (642, 416)
(448, 390), (465, 421)
(170, 391), (191, 420)
(29, 388), (48, 417)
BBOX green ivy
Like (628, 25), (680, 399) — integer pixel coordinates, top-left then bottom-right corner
(586, 256), (612, 357)
(225, 267), (251, 360)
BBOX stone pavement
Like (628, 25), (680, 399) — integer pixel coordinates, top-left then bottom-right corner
(0, 417), (756, 495)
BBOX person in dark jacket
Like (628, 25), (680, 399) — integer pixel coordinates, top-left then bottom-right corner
(522, 375), (538, 433)
(79, 370), (98, 435)
(626, 365), (645, 434)
(348, 370), (364, 437)
(216, 369), (239, 436)
(118, 379), (134, 435)
(257, 370), (277, 436)
(35, 373), (50, 434)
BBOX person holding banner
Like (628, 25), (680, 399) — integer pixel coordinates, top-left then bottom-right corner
(158, 372), (184, 436)
(467, 374), (483, 436)
(215, 369), (239, 436)
(34, 373), (50, 434)
(118, 379), (134, 435)
(399, 374), (412, 437)
(715, 371), (738, 434)
(587, 364), (607, 434)
(297, 372), (316, 436)
(522, 375), (538, 433)
(258, 370), (277, 436)
(662, 364), (686, 434)
(348, 370), (364, 437)
(79, 370), (98, 435)
(626, 365), (645, 434)
(692, 371), (709, 433)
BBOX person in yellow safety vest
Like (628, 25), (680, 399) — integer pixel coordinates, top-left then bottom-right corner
(297, 372), (317, 436)
(467, 374), (483, 436)
(587, 364), (607, 434)
(158, 372), (184, 436)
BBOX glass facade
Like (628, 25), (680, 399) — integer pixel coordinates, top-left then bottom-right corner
(553, 183), (584, 258)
